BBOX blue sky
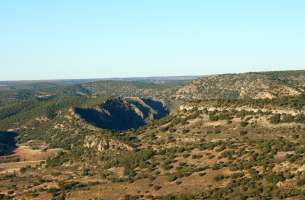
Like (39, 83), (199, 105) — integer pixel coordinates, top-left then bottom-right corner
(1, 0), (305, 80)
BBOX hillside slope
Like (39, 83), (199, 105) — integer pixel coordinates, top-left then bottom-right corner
(176, 71), (305, 100)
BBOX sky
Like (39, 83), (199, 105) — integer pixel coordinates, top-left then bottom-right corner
(1, 0), (305, 81)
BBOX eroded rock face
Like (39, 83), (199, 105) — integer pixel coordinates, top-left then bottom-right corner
(83, 135), (133, 152)
(74, 97), (169, 131)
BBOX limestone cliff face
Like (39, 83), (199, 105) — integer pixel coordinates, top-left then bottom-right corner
(74, 97), (169, 131)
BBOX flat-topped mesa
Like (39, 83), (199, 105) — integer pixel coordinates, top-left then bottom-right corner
(74, 97), (169, 131)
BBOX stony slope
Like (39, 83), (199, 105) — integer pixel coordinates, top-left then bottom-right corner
(176, 70), (305, 100)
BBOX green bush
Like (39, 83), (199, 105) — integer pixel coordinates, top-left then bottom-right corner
(270, 114), (281, 124)
(214, 174), (225, 181)
(240, 121), (249, 127)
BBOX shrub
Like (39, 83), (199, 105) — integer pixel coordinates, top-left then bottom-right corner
(154, 185), (162, 191)
(209, 114), (219, 121)
(240, 130), (248, 136)
(240, 121), (249, 127)
(270, 114), (281, 124)
(297, 175), (305, 186)
(214, 174), (225, 181)
(167, 174), (178, 182)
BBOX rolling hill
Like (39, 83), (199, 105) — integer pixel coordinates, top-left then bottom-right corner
(176, 70), (305, 100)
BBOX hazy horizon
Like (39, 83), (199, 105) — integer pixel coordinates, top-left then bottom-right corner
(2, 69), (305, 82)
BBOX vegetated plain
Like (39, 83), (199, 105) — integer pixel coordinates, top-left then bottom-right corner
(1, 71), (305, 200)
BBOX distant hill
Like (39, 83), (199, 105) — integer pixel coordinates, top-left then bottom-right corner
(0, 77), (195, 103)
(82, 80), (187, 101)
(176, 70), (305, 100)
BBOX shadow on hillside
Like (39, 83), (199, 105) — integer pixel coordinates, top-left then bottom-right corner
(74, 107), (145, 131)
(0, 131), (17, 156)
(74, 98), (169, 132)
(143, 98), (169, 118)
